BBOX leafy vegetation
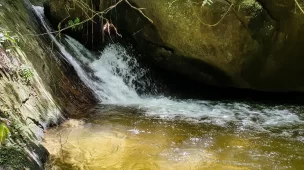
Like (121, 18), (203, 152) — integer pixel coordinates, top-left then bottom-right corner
(0, 123), (10, 145)
(19, 66), (34, 84)
(0, 30), (19, 52)
(0, 146), (32, 169)
(58, 17), (84, 33)
(67, 17), (83, 31)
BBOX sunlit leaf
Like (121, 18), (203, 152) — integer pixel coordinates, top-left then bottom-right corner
(0, 123), (10, 145)
(74, 17), (80, 24)
(58, 22), (61, 30)
(68, 20), (74, 27)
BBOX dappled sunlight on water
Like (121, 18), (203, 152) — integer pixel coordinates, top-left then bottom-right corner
(44, 107), (304, 170)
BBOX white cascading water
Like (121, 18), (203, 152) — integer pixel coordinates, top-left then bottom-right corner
(33, 6), (304, 131)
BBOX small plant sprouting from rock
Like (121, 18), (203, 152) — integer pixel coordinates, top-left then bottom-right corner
(0, 123), (10, 146)
(0, 30), (19, 53)
(19, 66), (34, 84)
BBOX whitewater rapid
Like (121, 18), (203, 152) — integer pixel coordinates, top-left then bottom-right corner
(33, 6), (304, 131)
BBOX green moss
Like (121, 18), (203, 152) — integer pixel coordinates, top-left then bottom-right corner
(240, 0), (262, 10)
(0, 146), (35, 170)
(239, 0), (262, 17)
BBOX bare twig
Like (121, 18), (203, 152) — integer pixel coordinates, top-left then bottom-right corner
(295, 0), (304, 14)
(28, 0), (153, 38)
(197, 3), (233, 27)
(124, 0), (153, 23)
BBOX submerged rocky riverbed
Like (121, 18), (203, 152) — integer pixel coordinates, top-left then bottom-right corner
(36, 6), (304, 168)
(1, 0), (304, 169)
(44, 104), (304, 170)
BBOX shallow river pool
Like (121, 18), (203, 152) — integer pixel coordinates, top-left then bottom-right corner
(44, 105), (304, 170)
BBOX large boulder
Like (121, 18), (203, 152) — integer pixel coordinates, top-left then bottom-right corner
(45, 0), (304, 92)
(111, 0), (304, 92)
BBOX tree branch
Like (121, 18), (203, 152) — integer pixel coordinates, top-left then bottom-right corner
(295, 0), (304, 14)
(197, 3), (233, 27)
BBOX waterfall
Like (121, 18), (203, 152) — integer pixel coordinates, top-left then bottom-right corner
(33, 6), (304, 131)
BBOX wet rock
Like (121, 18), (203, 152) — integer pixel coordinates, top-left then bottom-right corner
(0, 0), (97, 169)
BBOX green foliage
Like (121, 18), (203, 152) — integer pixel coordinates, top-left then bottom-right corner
(0, 30), (19, 52)
(57, 17), (83, 38)
(58, 22), (62, 31)
(0, 123), (10, 145)
(19, 66), (34, 83)
(66, 17), (83, 31)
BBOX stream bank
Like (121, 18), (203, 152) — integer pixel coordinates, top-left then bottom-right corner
(0, 0), (96, 169)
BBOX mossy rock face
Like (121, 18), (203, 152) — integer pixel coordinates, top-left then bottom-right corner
(0, 147), (33, 170)
(44, 0), (90, 25)
(111, 0), (304, 92)
(0, 0), (97, 116)
(0, 143), (48, 170)
(0, 0), (97, 169)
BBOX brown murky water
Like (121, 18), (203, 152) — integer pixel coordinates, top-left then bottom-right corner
(44, 106), (304, 170)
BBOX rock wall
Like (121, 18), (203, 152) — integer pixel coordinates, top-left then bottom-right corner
(44, 0), (304, 92)
(112, 0), (304, 92)
(0, 0), (96, 169)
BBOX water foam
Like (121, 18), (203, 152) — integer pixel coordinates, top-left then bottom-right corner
(33, 6), (304, 131)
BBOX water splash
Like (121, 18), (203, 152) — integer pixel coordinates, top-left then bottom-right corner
(33, 6), (304, 132)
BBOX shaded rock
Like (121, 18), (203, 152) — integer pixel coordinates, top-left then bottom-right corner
(43, 0), (304, 92)
(44, 0), (106, 50)
(111, 0), (304, 92)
